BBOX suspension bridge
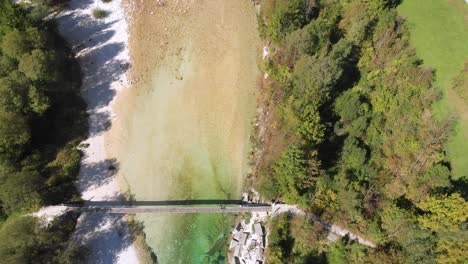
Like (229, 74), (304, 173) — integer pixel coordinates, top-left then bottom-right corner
(64, 200), (273, 214)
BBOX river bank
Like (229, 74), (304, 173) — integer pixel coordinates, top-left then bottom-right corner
(109, 0), (260, 262)
(56, 0), (140, 262)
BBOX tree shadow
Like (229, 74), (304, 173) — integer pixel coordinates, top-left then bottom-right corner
(55, 1), (134, 263)
(86, 110), (112, 137)
(58, 6), (129, 138)
(77, 158), (120, 192)
(65, 0), (95, 10)
(80, 42), (125, 108)
(59, 11), (118, 47)
(73, 212), (133, 264)
(74, 29), (116, 53)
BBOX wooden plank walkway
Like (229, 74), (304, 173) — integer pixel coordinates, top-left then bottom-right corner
(66, 205), (272, 214)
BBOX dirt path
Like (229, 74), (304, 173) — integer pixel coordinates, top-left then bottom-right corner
(272, 204), (377, 248)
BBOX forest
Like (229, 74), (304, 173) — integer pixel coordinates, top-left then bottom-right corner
(255, 0), (468, 263)
(0, 1), (87, 263)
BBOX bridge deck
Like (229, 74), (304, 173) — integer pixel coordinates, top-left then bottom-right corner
(66, 205), (272, 214)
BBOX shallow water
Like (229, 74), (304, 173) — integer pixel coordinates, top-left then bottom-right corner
(112, 1), (259, 262)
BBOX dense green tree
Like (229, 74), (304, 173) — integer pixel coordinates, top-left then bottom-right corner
(25, 27), (47, 50)
(296, 104), (325, 144)
(257, 0), (462, 263)
(293, 54), (342, 107)
(0, 169), (42, 213)
(267, 0), (308, 42)
(270, 143), (325, 206)
(0, 77), (28, 113)
(47, 142), (81, 186)
(0, 1), (27, 34)
(0, 214), (86, 264)
(416, 193), (468, 232)
(435, 234), (468, 264)
(335, 90), (362, 122)
(19, 49), (57, 81)
(0, 112), (30, 156)
(267, 213), (326, 264)
(0, 30), (30, 59)
(28, 85), (50, 114)
(286, 27), (317, 56)
(0, 1), (87, 260)
(272, 143), (310, 204)
(341, 137), (367, 170)
(0, 55), (16, 76)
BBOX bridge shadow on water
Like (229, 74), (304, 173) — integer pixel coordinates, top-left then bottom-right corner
(67, 200), (270, 207)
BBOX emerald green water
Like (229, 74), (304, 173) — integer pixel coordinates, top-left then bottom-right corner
(113, 1), (259, 262)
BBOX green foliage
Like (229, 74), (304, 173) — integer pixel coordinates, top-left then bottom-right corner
(47, 142), (81, 187)
(0, 55), (16, 76)
(0, 2), (28, 34)
(0, 214), (86, 264)
(19, 49), (58, 81)
(338, 0), (384, 44)
(286, 27), (317, 56)
(0, 168), (42, 214)
(292, 54), (341, 107)
(268, 214), (292, 263)
(0, 112), (30, 157)
(266, 0), (307, 42)
(341, 137), (367, 170)
(285, 8), (339, 56)
(0, 77), (27, 113)
(0, 0), (85, 212)
(327, 243), (347, 264)
(272, 143), (310, 204)
(326, 241), (371, 264)
(312, 179), (338, 212)
(335, 90), (362, 122)
(28, 85), (50, 114)
(416, 193), (468, 232)
(277, 96), (301, 131)
(25, 27), (48, 49)
(267, 214), (326, 264)
(263, 59), (290, 84)
(381, 204), (437, 263)
(398, 0), (468, 179)
(435, 234), (468, 264)
(1, 30), (31, 59)
(92, 8), (108, 19)
(260, 0), (464, 263)
(0, 1), (87, 260)
(296, 104), (325, 145)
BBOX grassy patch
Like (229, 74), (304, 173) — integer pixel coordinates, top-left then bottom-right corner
(92, 8), (109, 19)
(398, 0), (468, 179)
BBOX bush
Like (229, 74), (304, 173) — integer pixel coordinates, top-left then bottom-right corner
(92, 8), (108, 19)
(266, 0), (307, 42)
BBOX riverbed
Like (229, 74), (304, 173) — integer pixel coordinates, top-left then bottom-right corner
(108, 0), (259, 262)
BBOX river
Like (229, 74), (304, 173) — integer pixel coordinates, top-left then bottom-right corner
(108, 0), (259, 262)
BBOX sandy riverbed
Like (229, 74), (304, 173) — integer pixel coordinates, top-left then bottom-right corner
(108, 0), (260, 262)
